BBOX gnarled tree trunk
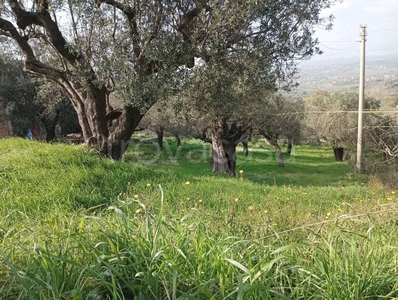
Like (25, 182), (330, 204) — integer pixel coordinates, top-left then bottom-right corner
(333, 147), (344, 162)
(209, 120), (246, 176)
(40, 108), (60, 142)
(156, 127), (164, 150)
(57, 78), (142, 160)
(267, 138), (285, 167)
(240, 127), (253, 156)
(107, 106), (142, 160)
(262, 132), (285, 167)
(286, 139), (293, 155)
(223, 141), (237, 176)
(174, 135), (182, 147)
(242, 141), (249, 156)
(211, 120), (231, 175)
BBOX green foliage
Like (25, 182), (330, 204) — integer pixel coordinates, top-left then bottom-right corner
(0, 58), (37, 132)
(0, 57), (79, 138)
(1, 138), (398, 299)
(304, 91), (379, 148)
(304, 90), (398, 166)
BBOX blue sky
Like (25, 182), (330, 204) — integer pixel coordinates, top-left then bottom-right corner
(313, 0), (398, 60)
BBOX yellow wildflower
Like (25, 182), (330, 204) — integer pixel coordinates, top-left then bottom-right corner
(146, 183), (151, 187)
(134, 194), (139, 199)
(199, 199), (203, 204)
(391, 191), (396, 195)
(248, 205), (254, 211)
(272, 223), (277, 227)
(185, 181), (190, 185)
(239, 170), (244, 174)
(263, 210), (268, 214)
(135, 208), (142, 214)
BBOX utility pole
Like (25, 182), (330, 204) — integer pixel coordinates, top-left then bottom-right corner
(356, 25), (367, 173)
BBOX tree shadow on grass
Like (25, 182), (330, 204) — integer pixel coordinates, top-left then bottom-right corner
(236, 146), (361, 187)
(124, 140), (361, 188)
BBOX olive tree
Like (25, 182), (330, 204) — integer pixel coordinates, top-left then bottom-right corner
(186, 64), (305, 173)
(251, 94), (303, 167)
(365, 89), (398, 163)
(304, 91), (379, 161)
(185, 60), (261, 175)
(183, 0), (337, 175)
(138, 98), (190, 150)
(0, 0), (200, 158)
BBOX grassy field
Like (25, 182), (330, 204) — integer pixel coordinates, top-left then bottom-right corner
(1, 137), (398, 299)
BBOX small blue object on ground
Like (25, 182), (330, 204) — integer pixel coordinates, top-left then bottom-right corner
(27, 129), (33, 140)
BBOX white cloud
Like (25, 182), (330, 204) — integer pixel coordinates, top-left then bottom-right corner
(364, 6), (385, 13)
(323, 2), (352, 14)
(375, 0), (398, 7)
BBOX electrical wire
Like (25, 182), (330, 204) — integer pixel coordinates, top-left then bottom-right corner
(319, 40), (357, 43)
(319, 42), (358, 51)
(271, 110), (398, 116)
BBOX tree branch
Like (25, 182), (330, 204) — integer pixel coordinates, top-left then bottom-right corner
(0, 17), (68, 81)
(97, 0), (141, 59)
(67, 0), (79, 41)
(0, 17), (36, 60)
(147, 0), (163, 44)
(8, 0), (43, 29)
(96, 0), (135, 20)
(37, 6), (85, 66)
(178, 3), (210, 39)
(8, 0), (87, 68)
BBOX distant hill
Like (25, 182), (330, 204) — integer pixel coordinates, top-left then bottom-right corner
(293, 54), (398, 98)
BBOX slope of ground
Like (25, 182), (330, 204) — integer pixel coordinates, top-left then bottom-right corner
(1, 138), (397, 299)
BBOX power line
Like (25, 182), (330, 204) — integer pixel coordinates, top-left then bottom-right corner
(368, 26), (398, 33)
(319, 42), (358, 51)
(272, 110), (398, 116)
(319, 40), (357, 43)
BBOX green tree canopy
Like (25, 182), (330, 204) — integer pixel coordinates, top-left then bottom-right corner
(0, 0), (337, 160)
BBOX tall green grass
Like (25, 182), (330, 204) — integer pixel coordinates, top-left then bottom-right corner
(1, 138), (398, 299)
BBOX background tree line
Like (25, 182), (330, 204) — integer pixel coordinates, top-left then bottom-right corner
(0, 0), (335, 168)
